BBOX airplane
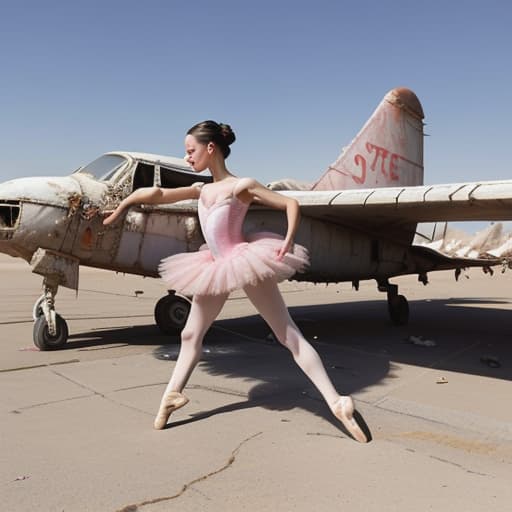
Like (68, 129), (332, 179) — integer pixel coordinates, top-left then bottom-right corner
(1, 87), (511, 351)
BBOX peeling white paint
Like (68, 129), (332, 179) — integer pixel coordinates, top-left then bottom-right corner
(0, 177), (82, 207)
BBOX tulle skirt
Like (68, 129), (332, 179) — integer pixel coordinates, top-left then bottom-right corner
(158, 232), (309, 296)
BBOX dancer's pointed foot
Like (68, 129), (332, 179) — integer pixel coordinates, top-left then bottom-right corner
(154, 391), (189, 430)
(332, 396), (368, 443)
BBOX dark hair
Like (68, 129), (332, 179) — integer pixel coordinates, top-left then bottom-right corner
(187, 120), (236, 158)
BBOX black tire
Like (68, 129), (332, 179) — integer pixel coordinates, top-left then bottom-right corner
(388, 294), (409, 326)
(154, 294), (191, 335)
(33, 314), (69, 350)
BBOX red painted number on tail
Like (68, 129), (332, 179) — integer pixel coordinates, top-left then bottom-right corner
(352, 142), (401, 184)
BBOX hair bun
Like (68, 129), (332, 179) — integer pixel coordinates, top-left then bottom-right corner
(219, 123), (236, 146)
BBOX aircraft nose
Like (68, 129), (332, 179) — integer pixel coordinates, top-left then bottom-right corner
(0, 175), (82, 236)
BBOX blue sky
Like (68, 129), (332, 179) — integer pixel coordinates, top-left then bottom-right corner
(1, 0), (511, 188)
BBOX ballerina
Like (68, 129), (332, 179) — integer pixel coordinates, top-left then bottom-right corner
(103, 120), (368, 443)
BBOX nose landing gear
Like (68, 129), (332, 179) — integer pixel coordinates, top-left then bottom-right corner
(30, 249), (77, 350)
(32, 277), (69, 350)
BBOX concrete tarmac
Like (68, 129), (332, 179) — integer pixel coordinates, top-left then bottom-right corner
(1, 254), (512, 512)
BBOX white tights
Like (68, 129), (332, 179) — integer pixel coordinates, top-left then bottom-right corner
(164, 279), (340, 408)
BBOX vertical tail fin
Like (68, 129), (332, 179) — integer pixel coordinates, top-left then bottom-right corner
(312, 87), (425, 191)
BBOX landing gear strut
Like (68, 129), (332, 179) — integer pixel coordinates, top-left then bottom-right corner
(154, 291), (191, 335)
(32, 277), (69, 350)
(378, 280), (409, 326)
(29, 249), (78, 350)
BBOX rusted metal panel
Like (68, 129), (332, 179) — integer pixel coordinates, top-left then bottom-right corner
(30, 248), (79, 290)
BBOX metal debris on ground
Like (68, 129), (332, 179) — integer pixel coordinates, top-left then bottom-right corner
(14, 475), (30, 482)
(436, 376), (449, 384)
(405, 335), (437, 347)
(480, 355), (501, 368)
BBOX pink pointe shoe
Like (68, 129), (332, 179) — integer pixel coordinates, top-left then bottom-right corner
(332, 396), (368, 443)
(153, 391), (189, 430)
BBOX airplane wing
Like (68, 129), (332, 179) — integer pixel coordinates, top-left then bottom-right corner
(287, 179), (512, 226)
(285, 179), (512, 271)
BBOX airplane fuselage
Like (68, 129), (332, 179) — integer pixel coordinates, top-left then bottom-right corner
(0, 178), (419, 285)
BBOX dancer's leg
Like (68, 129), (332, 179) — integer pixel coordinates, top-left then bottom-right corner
(243, 279), (339, 405)
(154, 292), (228, 429)
(165, 292), (228, 394)
(243, 279), (367, 442)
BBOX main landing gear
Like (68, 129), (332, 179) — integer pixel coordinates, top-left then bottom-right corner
(378, 280), (409, 326)
(32, 277), (69, 350)
(154, 291), (191, 335)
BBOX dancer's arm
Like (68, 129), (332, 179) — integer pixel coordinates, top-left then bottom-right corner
(103, 184), (202, 226)
(235, 178), (300, 260)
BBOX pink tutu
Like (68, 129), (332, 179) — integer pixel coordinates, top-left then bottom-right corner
(158, 194), (309, 296)
(159, 232), (309, 296)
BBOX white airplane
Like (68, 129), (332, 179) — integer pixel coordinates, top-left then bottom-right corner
(1, 87), (511, 350)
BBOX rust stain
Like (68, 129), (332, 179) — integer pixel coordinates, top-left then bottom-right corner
(80, 227), (94, 250)
(393, 431), (498, 455)
(386, 87), (425, 120)
(67, 194), (82, 218)
(82, 205), (99, 220)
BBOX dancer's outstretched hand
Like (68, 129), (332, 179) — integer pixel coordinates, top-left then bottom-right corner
(277, 239), (293, 260)
(102, 205), (124, 226)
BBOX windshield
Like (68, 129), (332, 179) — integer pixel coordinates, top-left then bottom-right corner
(76, 155), (127, 181)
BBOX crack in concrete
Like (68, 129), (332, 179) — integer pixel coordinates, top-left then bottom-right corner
(187, 383), (248, 398)
(115, 431), (263, 512)
(374, 402), (456, 429)
(77, 343), (130, 351)
(376, 402), (512, 443)
(8, 378), (165, 414)
(306, 432), (345, 440)
(429, 454), (489, 476)
(50, 368), (105, 395)
(0, 358), (80, 373)
(49, 369), (154, 417)
(111, 382), (167, 393)
(10, 393), (94, 412)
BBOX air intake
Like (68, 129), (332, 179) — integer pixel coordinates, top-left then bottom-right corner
(0, 201), (20, 229)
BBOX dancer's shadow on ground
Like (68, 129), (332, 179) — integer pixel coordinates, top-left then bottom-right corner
(166, 381), (372, 442)
(66, 297), (512, 441)
(151, 296), (512, 442)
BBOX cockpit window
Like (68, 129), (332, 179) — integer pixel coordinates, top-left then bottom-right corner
(76, 155), (127, 181)
(160, 165), (211, 188)
(133, 163), (155, 190)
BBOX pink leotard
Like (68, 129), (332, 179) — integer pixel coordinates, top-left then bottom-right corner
(158, 184), (309, 296)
